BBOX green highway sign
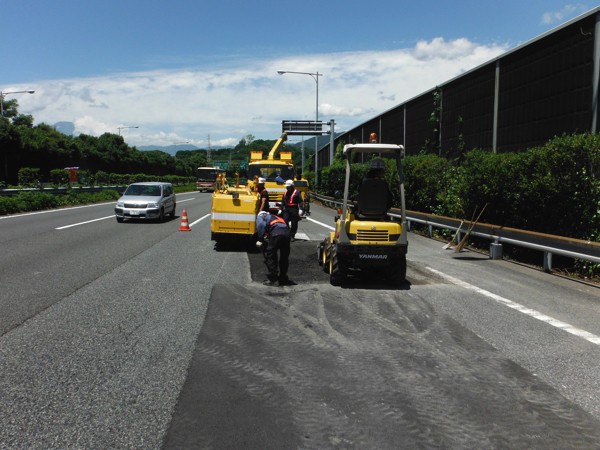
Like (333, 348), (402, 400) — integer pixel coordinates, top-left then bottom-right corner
(213, 160), (229, 169)
(239, 161), (248, 170)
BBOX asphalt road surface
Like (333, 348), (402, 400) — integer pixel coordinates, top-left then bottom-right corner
(2, 193), (600, 449)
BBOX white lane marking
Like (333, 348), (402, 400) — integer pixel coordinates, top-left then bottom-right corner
(56, 215), (115, 230)
(189, 214), (211, 227)
(0, 202), (117, 220)
(0, 191), (197, 221)
(305, 216), (335, 231)
(178, 198), (195, 203)
(426, 267), (600, 346)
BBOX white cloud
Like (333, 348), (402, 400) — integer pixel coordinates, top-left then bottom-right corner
(320, 104), (373, 117)
(12, 38), (508, 147)
(541, 4), (587, 24)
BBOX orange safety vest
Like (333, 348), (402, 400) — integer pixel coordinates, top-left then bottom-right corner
(285, 189), (300, 207)
(269, 216), (287, 227)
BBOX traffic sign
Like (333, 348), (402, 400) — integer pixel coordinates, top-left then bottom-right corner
(239, 161), (248, 170)
(213, 160), (229, 169)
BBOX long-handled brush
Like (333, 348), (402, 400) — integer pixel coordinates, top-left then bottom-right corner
(443, 220), (464, 250)
(453, 204), (487, 253)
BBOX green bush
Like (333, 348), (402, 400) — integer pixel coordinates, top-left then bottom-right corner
(50, 169), (70, 187)
(0, 189), (120, 215)
(18, 168), (41, 188)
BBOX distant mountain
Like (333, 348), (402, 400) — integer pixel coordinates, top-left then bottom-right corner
(54, 121), (75, 135)
(137, 144), (199, 154)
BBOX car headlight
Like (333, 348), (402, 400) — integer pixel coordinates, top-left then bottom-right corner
(116, 202), (124, 207)
(147, 202), (159, 208)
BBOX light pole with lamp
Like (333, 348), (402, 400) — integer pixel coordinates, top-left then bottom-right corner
(173, 141), (188, 175)
(277, 70), (322, 188)
(173, 141), (188, 154)
(1, 90), (35, 116)
(117, 126), (139, 135)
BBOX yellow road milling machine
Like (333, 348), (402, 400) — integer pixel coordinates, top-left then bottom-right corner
(210, 133), (310, 246)
(318, 138), (408, 286)
(246, 133), (309, 213)
(210, 172), (260, 246)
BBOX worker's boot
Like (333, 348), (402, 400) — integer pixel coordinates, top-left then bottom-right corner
(263, 276), (278, 287)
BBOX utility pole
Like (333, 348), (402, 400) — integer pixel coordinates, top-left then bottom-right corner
(207, 134), (212, 166)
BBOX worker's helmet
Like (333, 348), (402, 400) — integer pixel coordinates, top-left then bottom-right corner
(369, 133), (378, 143)
(257, 211), (268, 219)
(370, 158), (386, 169)
(258, 177), (265, 184)
(285, 179), (294, 187)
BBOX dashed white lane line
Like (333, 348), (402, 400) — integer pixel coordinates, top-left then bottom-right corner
(189, 214), (211, 227)
(305, 217), (335, 231)
(426, 267), (600, 346)
(56, 215), (114, 229)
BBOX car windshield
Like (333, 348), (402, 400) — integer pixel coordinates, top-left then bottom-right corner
(124, 185), (162, 196)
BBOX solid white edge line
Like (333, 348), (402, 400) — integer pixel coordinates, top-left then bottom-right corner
(426, 267), (600, 346)
(0, 202), (117, 220)
(178, 198), (195, 203)
(56, 215), (115, 229)
(189, 214), (211, 227)
(305, 216), (335, 230)
(1, 191), (198, 221)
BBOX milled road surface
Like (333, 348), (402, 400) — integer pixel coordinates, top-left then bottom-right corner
(163, 242), (600, 449)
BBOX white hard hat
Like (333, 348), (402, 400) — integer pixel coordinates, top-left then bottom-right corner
(258, 177), (265, 183)
(285, 179), (294, 187)
(257, 211), (268, 218)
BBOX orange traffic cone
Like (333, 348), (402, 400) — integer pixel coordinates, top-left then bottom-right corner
(178, 209), (191, 231)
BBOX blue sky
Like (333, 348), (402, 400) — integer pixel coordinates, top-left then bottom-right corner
(1, 1), (594, 150)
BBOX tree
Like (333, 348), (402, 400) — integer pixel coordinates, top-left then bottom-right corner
(0, 118), (22, 183)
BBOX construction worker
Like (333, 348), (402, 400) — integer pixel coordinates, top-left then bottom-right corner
(279, 179), (303, 242)
(256, 210), (291, 286)
(256, 177), (270, 212)
(364, 158), (393, 211)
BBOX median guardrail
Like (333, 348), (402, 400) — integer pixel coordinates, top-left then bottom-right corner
(311, 193), (600, 273)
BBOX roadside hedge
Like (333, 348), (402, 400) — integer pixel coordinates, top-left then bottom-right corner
(0, 190), (120, 215)
(314, 133), (600, 243)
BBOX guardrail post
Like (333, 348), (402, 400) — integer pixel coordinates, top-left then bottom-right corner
(428, 224), (433, 238)
(456, 232), (462, 244)
(543, 251), (553, 273)
(407, 220), (411, 232)
(490, 243), (503, 260)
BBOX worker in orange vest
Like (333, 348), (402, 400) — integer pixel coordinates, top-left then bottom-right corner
(279, 179), (304, 242)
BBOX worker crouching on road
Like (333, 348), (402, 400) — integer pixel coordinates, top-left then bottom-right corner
(256, 210), (291, 286)
(279, 179), (303, 242)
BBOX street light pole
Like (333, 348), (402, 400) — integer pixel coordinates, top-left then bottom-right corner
(0, 90), (35, 116)
(173, 141), (189, 176)
(117, 126), (139, 136)
(173, 141), (188, 154)
(277, 70), (322, 189)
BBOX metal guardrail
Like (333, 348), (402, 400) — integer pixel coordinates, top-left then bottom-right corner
(0, 186), (128, 197)
(311, 193), (600, 272)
